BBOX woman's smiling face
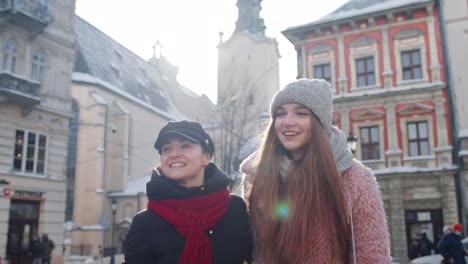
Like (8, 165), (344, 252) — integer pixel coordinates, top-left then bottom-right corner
(274, 103), (313, 160)
(159, 136), (210, 188)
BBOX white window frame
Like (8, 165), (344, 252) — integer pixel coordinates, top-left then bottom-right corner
(312, 63), (333, 83)
(31, 49), (46, 82)
(399, 116), (435, 159)
(13, 129), (49, 176)
(2, 38), (18, 73)
(353, 120), (385, 163)
(355, 56), (377, 87)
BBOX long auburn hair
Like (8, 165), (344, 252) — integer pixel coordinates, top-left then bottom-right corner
(248, 114), (351, 263)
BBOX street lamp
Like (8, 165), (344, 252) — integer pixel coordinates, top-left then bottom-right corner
(346, 132), (358, 155)
(110, 198), (117, 264)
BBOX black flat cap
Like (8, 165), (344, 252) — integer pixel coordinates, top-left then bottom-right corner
(154, 121), (215, 156)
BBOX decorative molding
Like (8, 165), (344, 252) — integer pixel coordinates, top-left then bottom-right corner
(307, 44), (333, 54)
(393, 28), (424, 40)
(350, 108), (385, 120)
(397, 103), (434, 115)
(349, 35), (377, 47)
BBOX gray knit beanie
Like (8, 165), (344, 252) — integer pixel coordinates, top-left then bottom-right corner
(270, 78), (354, 175)
(270, 78), (333, 131)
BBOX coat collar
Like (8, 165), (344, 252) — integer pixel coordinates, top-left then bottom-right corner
(146, 162), (230, 200)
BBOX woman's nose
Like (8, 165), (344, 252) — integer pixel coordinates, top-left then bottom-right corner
(283, 113), (295, 125)
(168, 147), (181, 157)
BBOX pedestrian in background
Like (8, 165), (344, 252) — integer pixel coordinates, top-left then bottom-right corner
(29, 235), (41, 264)
(439, 223), (467, 264)
(240, 78), (391, 263)
(124, 121), (252, 264)
(409, 238), (419, 260)
(437, 225), (453, 252)
(40, 234), (54, 264)
(417, 232), (434, 256)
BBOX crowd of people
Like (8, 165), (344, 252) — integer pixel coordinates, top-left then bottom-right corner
(409, 223), (468, 263)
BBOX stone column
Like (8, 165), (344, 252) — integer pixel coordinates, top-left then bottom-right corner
(337, 35), (348, 94)
(385, 104), (402, 166)
(439, 172), (459, 226)
(389, 178), (407, 262)
(0, 194), (11, 261)
(301, 44), (307, 78)
(381, 27), (393, 88)
(434, 97), (452, 165)
(427, 14), (441, 82)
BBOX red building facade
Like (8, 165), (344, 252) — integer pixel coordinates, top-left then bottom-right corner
(283, 0), (457, 262)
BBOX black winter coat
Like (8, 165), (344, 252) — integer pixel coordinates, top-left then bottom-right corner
(124, 163), (253, 264)
(439, 233), (467, 264)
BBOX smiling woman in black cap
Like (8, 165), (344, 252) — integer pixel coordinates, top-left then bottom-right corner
(124, 121), (252, 264)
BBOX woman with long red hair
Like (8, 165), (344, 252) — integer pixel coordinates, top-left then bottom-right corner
(240, 79), (391, 263)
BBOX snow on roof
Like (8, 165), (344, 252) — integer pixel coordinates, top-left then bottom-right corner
(73, 72), (186, 121)
(333, 82), (444, 102)
(74, 16), (187, 121)
(110, 174), (151, 197)
(119, 217), (132, 225)
(374, 165), (458, 175)
(458, 129), (468, 138)
(286, 0), (432, 31)
(78, 225), (106, 231)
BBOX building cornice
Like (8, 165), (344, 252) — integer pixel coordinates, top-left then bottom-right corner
(287, 16), (433, 45)
(283, 1), (433, 43)
(333, 82), (445, 104)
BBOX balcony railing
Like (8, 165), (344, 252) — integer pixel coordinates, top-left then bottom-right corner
(0, 0), (49, 30)
(0, 71), (41, 105)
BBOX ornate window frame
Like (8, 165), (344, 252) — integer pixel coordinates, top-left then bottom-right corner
(399, 114), (436, 166)
(352, 119), (385, 164)
(393, 28), (428, 86)
(349, 35), (381, 91)
(2, 38), (18, 73)
(307, 44), (335, 92)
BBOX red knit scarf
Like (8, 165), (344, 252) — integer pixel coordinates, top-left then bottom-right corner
(147, 188), (230, 264)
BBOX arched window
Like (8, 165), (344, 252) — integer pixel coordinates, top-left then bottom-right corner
(31, 50), (45, 81)
(2, 39), (17, 73)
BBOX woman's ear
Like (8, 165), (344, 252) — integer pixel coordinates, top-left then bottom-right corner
(154, 162), (162, 174)
(203, 152), (211, 166)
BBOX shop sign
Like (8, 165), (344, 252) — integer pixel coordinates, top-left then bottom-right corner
(1, 187), (12, 197)
(416, 211), (431, 221)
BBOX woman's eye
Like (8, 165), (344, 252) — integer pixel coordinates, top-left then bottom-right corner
(276, 111), (286, 117)
(297, 112), (310, 116)
(161, 147), (170, 153)
(181, 143), (191, 149)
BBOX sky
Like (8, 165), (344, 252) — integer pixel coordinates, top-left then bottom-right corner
(75, 0), (348, 103)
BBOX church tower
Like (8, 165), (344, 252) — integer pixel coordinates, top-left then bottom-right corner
(217, 0), (279, 109)
(216, 0), (279, 176)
